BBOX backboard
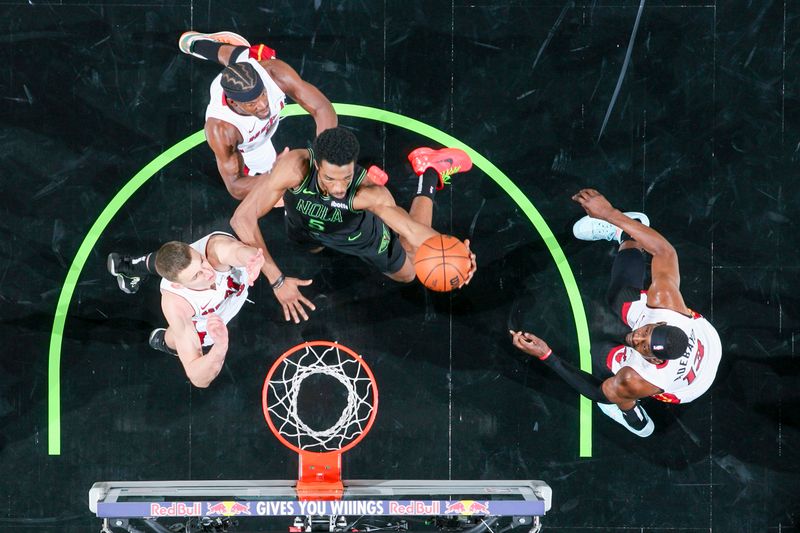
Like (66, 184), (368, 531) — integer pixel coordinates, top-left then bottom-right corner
(89, 479), (552, 533)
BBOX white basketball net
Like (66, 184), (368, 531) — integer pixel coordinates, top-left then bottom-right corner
(267, 344), (376, 453)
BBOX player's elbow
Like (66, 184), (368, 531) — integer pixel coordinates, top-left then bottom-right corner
(186, 368), (213, 388)
(230, 211), (253, 238)
(224, 177), (249, 201)
(190, 377), (212, 389)
(228, 186), (248, 201)
(649, 240), (677, 259)
(372, 186), (397, 208)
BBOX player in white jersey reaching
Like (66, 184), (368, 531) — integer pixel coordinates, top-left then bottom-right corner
(150, 232), (264, 388)
(510, 189), (721, 437)
(180, 30), (337, 199)
(107, 31), (337, 295)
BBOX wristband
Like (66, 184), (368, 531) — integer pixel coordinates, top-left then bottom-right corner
(540, 349), (553, 361)
(271, 274), (286, 290)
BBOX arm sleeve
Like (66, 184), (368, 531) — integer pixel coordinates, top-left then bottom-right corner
(540, 352), (612, 404)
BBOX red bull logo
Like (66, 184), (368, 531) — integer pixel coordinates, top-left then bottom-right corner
(149, 502), (202, 517)
(205, 501), (252, 516)
(443, 500), (491, 516)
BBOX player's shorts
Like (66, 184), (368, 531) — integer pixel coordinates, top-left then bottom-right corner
(284, 213), (407, 274)
(610, 286), (644, 322)
(241, 139), (277, 176)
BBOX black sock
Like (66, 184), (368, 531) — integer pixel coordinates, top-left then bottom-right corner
(128, 253), (157, 276)
(191, 41), (248, 65)
(414, 169), (440, 200)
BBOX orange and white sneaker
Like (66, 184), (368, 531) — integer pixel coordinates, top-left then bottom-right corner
(407, 147), (472, 190)
(178, 31), (251, 59)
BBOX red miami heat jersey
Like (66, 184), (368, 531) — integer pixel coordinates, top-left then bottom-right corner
(205, 58), (286, 175)
(607, 292), (722, 404)
(160, 232), (249, 347)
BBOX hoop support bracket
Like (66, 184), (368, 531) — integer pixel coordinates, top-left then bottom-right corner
(297, 451), (343, 500)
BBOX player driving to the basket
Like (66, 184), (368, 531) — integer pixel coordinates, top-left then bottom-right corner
(230, 126), (478, 323)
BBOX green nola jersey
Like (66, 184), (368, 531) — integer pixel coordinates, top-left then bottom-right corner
(283, 148), (372, 237)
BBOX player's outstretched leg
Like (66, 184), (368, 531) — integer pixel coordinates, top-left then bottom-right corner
(406, 147), (473, 231)
(384, 147), (473, 285)
(107, 252), (155, 294)
(178, 31), (264, 66)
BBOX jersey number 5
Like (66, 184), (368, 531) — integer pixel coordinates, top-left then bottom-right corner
(308, 219), (325, 231)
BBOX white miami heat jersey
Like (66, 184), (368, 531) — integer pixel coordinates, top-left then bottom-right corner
(205, 57), (286, 175)
(607, 292), (722, 404)
(160, 232), (249, 347)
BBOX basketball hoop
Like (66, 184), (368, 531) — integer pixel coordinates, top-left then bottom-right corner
(263, 341), (378, 500)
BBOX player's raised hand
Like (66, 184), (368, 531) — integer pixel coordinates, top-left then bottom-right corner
(206, 313), (229, 347)
(245, 249), (265, 285)
(509, 330), (552, 360)
(274, 277), (316, 323)
(571, 188), (617, 221)
(460, 239), (478, 287)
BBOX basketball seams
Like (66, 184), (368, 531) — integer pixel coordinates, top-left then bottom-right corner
(413, 234), (470, 292)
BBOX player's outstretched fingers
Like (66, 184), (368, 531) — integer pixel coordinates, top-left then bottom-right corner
(461, 239), (477, 286)
(510, 330), (551, 359)
(292, 302), (308, 323)
(571, 188), (597, 204)
(572, 189), (615, 220)
(289, 304), (301, 324)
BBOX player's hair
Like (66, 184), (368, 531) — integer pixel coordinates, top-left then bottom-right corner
(220, 62), (263, 102)
(155, 241), (193, 282)
(313, 127), (360, 166)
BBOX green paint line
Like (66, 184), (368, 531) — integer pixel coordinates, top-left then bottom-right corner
(323, 103), (593, 456)
(48, 104), (592, 457)
(47, 131), (206, 454)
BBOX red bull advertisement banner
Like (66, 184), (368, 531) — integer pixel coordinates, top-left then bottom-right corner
(97, 499), (545, 518)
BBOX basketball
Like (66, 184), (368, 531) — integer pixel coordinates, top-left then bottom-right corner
(413, 235), (471, 292)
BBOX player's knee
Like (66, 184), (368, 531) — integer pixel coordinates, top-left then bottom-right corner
(386, 268), (416, 284)
(396, 270), (416, 284)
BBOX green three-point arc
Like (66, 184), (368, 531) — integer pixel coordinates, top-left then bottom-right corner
(47, 103), (593, 456)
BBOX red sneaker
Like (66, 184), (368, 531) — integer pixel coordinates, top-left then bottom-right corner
(407, 147), (472, 190)
(366, 165), (388, 186)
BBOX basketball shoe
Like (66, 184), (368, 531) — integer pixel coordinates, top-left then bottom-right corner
(107, 253), (148, 294)
(408, 147), (473, 190)
(178, 31), (251, 60)
(572, 212), (650, 243)
(149, 328), (178, 356)
(597, 401), (654, 437)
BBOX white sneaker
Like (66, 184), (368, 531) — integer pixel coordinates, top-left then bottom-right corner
(178, 31), (251, 60)
(572, 212), (650, 243)
(597, 402), (654, 437)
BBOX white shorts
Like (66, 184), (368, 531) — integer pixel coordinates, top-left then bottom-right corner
(242, 140), (277, 176)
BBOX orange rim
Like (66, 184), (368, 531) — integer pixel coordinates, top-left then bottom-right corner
(262, 340), (379, 456)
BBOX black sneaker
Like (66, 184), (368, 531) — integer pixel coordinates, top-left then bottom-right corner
(149, 328), (178, 356)
(107, 253), (147, 294)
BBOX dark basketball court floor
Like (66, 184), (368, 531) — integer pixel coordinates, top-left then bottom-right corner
(1, 1), (798, 531)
